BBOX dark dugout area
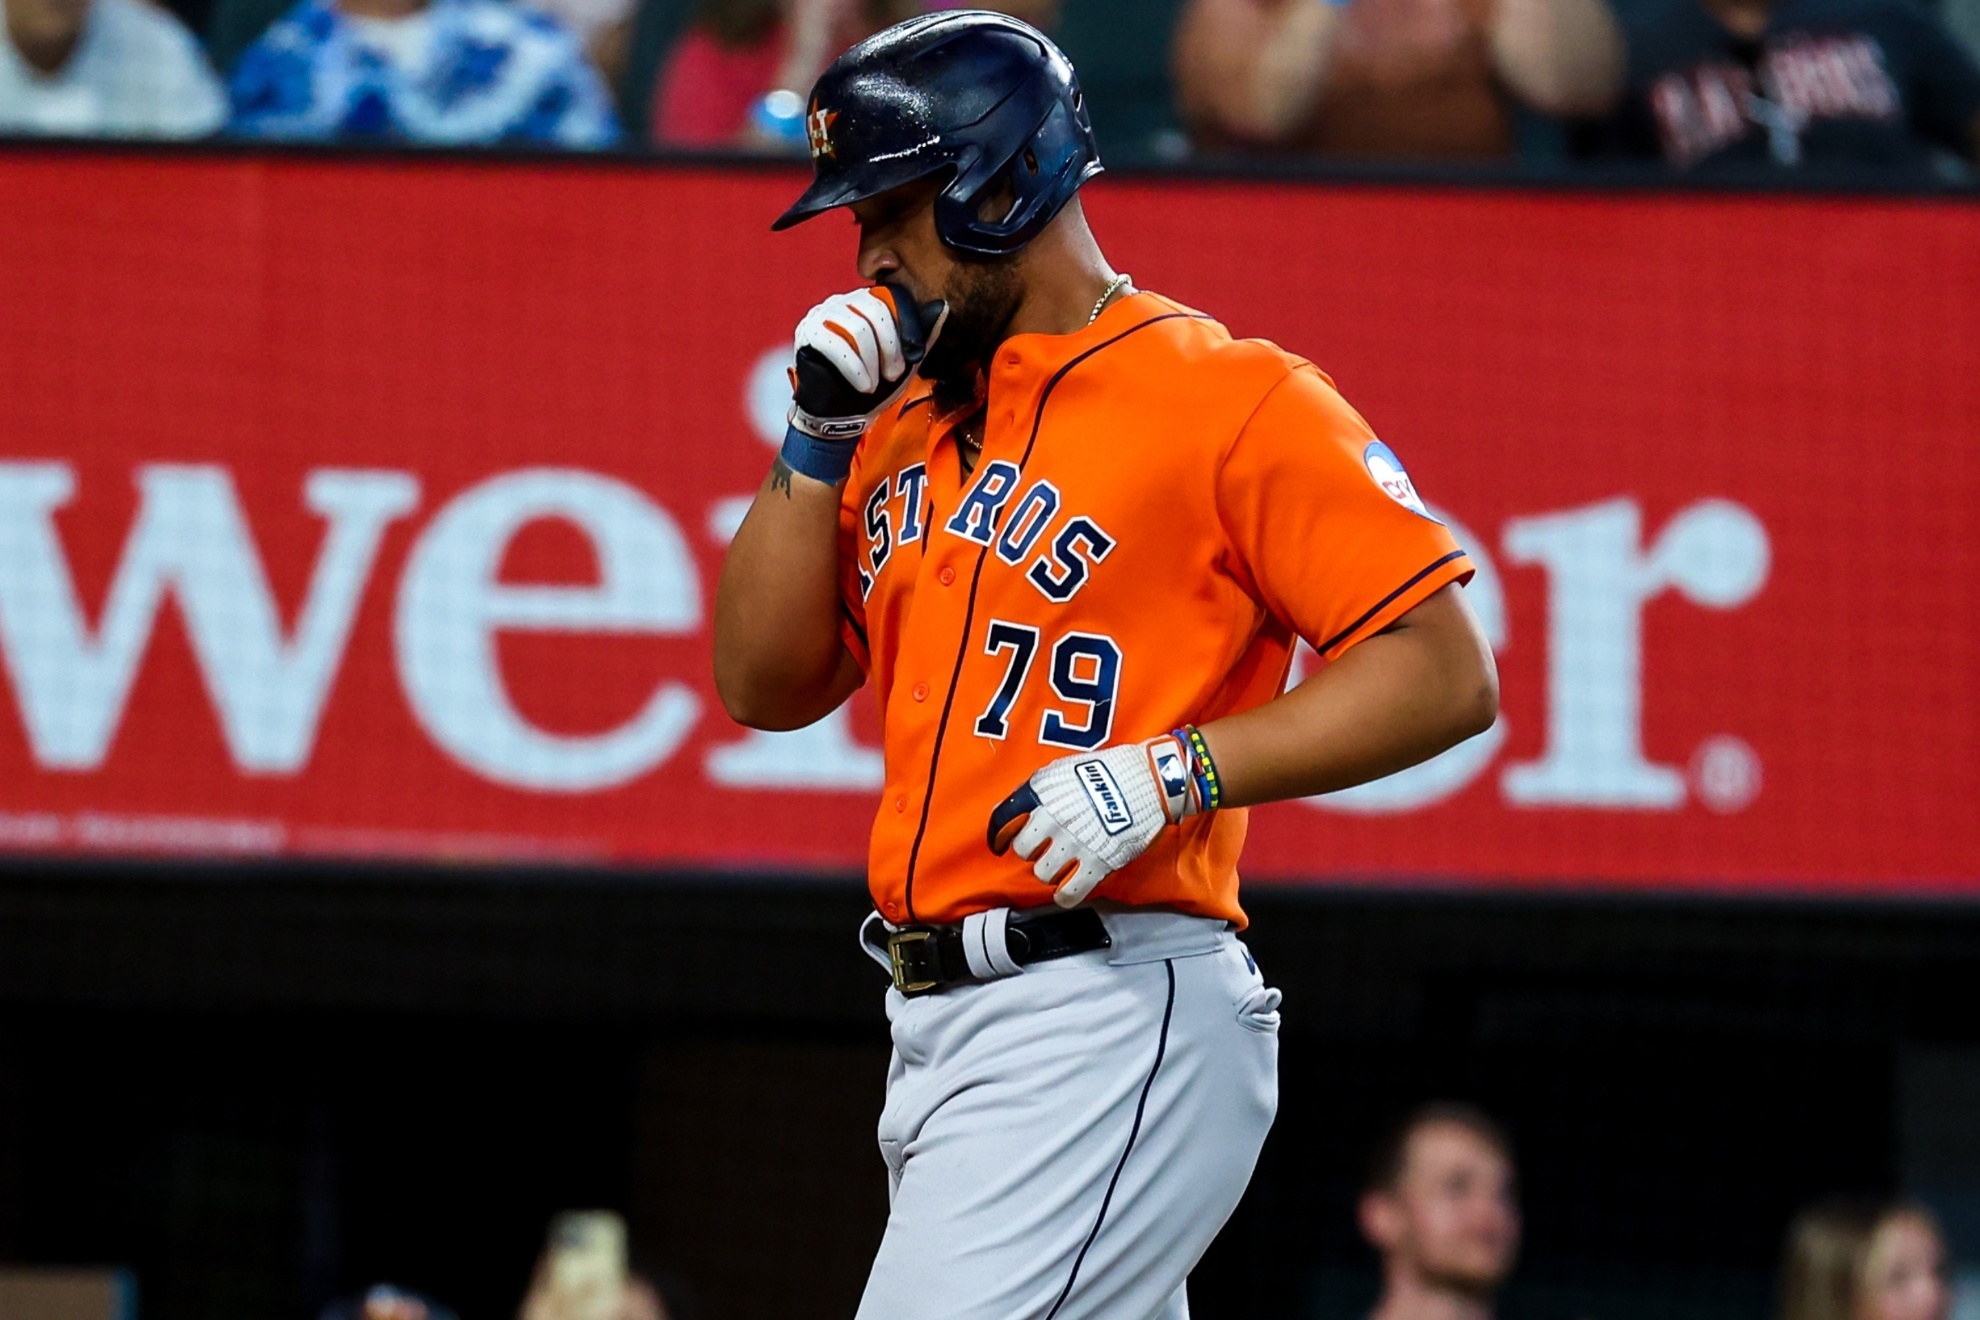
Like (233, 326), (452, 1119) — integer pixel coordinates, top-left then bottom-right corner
(2, 863), (1975, 1320)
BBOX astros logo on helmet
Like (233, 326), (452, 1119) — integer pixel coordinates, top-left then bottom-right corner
(805, 105), (837, 160)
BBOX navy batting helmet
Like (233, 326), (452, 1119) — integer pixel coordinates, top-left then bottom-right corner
(770, 11), (1102, 256)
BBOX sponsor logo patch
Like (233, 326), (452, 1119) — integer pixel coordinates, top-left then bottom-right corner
(1363, 441), (1439, 522)
(1076, 760), (1135, 835)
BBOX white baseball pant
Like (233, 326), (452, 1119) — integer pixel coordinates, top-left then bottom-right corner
(854, 907), (1281, 1320)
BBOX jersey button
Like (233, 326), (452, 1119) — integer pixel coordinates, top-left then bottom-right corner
(911, 682), (930, 702)
(894, 796), (907, 813)
(938, 566), (955, 586)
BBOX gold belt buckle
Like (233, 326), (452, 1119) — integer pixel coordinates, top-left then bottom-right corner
(887, 929), (941, 994)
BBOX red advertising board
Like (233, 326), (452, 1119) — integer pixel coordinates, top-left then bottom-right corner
(0, 149), (1974, 893)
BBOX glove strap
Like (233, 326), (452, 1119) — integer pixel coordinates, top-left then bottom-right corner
(788, 403), (869, 441)
(1174, 724), (1223, 813)
(1145, 735), (1196, 823)
(779, 421), (860, 485)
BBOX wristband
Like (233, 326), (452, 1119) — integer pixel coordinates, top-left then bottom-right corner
(1174, 723), (1223, 812)
(779, 423), (858, 484)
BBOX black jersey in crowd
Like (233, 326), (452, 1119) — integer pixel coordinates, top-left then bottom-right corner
(1576, 0), (1980, 175)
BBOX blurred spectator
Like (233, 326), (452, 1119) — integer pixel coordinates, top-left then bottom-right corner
(1359, 1102), (1521, 1320)
(649, 1), (1048, 150)
(321, 1283), (461, 1320)
(648, 0), (901, 149)
(0, 0), (224, 135)
(1566, 0), (1980, 174)
(226, 0), (621, 146)
(1173, 0), (1624, 160)
(1781, 1197), (1953, 1320)
(519, 1273), (669, 1320)
(517, 1211), (673, 1320)
(648, 0), (790, 146)
(531, 0), (628, 66)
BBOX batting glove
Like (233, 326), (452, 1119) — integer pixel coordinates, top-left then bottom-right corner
(987, 733), (1208, 909)
(781, 283), (947, 484)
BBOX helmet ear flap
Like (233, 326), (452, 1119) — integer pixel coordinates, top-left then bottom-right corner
(975, 155), (1035, 227)
(935, 97), (1099, 256)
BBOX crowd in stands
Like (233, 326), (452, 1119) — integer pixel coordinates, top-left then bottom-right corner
(2, 0), (1973, 173)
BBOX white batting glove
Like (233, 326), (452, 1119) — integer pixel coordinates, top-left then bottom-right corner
(780, 284), (946, 483)
(987, 734), (1206, 909)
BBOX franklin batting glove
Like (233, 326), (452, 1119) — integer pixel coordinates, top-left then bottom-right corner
(986, 733), (1207, 909)
(781, 283), (947, 484)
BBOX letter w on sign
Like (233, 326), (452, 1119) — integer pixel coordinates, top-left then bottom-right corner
(0, 463), (418, 773)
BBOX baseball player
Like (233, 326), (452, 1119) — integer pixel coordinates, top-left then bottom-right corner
(713, 12), (1499, 1319)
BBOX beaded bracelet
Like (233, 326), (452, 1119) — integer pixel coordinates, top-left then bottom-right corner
(1173, 723), (1223, 813)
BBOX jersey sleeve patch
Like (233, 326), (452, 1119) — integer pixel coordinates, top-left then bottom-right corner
(1363, 441), (1441, 523)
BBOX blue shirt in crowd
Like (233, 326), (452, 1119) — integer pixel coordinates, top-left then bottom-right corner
(228, 0), (620, 148)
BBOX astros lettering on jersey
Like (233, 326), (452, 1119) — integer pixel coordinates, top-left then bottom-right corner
(837, 291), (1475, 929)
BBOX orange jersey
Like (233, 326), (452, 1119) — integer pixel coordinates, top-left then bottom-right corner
(837, 291), (1473, 929)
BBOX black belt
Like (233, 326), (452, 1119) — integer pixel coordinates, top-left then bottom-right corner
(867, 908), (1112, 996)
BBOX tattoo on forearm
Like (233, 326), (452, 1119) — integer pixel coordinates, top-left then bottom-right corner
(770, 457), (795, 498)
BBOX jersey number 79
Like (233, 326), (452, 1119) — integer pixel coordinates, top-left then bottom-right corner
(971, 619), (1121, 750)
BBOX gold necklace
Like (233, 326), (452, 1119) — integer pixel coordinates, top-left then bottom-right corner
(1088, 273), (1132, 325)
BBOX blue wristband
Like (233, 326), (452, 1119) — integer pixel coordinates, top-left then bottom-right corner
(780, 424), (858, 484)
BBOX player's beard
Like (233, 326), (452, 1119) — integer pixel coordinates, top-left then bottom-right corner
(922, 253), (1025, 413)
